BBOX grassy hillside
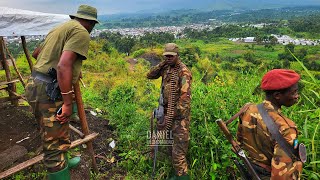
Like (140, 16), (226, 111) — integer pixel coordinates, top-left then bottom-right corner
(1, 38), (319, 179)
(81, 39), (320, 179)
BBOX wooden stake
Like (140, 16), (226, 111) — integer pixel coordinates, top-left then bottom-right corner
(69, 124), (85, 138)
(0, 79), (19, 86)
(0, 37), (18, 106)
(0, 96), (21, 103)
(0, 133), (99, 179)
(74, 81), (99, 172)
(7, 89), (25, 101)
(4, 43), (26, 88)
(21, 36), (33, 72)
(80, 78), (86, 88)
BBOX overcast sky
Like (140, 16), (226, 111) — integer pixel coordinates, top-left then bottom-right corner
(0, 0), (320, 15)
(0, 0), (173, 15)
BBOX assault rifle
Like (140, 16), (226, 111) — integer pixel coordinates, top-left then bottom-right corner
(216, 116), (261, 180)
(150, 79), (165, 179)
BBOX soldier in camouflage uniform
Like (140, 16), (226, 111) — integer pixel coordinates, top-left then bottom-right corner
(25, 5), (98, 180)
(237, 69), (303, 180)
(147, 43), (192, 180)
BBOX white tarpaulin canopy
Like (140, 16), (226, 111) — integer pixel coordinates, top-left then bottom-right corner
(0, 7), (69, 36)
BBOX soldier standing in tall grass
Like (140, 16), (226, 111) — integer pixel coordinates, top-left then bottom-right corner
(237, 69), (305, 179)
(25, 5), (99, 180)
(147, 43), (192, 180)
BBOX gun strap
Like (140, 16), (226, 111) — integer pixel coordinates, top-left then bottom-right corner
(226, 103), (252, 126)
(160, 75), (164, 97)
(257, 103), (299, 161)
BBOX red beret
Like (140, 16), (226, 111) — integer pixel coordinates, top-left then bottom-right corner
(261, 69), (300, 90)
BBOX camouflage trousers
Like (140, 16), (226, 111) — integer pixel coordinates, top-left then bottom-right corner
(153, 118), (190, 176)
(25, 77), (70, 172)
(171, 117), (190, 176)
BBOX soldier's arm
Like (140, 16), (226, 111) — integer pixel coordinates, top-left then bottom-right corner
(176, 70), (192, 118)
(56, 51), (78, 123)
(271, 117), (303, 179)
(146, 61), (166, 79)
(32, 42), (44, 59)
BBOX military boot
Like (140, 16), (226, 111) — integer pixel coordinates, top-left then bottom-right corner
(48, 165), (70, 180)
(176, 174), (190, 180)
(70, 102), (80, 122)
(48, 156), (80, 180)
(169, 174), (190, 180)
(68, 156), (81, 169)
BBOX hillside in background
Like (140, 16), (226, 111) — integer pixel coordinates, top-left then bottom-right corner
(98, 0), (320, 16)
(99, 6), (320, 29)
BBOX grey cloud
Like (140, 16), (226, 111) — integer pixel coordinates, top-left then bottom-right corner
(1, 0), (320, 15)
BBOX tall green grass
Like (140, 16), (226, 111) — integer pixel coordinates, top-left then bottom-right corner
(1, 39), (318, 179)
(81, 48), (319, 179)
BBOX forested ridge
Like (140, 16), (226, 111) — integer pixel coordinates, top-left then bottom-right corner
(100, 6), (320, 29)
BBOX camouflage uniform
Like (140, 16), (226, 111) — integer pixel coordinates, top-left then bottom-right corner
(147, 60), (192, 176)
(25, 19), (90, 172)
(237, 100), (303, 179)
(25, 78), (70, 170)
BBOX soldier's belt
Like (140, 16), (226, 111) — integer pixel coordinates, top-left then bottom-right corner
(32, 71), (53, 83)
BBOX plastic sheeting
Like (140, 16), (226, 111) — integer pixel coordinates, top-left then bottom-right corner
(0, 7), (69, 36)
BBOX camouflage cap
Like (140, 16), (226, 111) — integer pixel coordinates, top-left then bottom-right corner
(163, 43), (179, 56)
(69, 5), (99, 24)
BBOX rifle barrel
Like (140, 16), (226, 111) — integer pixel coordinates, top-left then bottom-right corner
(216, 119), (261, 180)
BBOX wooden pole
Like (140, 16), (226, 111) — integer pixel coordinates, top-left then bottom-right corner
(0, 96), (21, 103)
(7, 89), (25, 101)
(69, 124), (85, 138)
(73, 81), (98, 172)
(0, 37), (18, 106)
(4, 43), (26, 88)
(0, 133), (99, 179)
(21, 36), (33, 72)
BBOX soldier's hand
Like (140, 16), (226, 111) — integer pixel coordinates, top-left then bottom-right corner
(156, 121), (166, 131)
(56, 103), (72, 124)
(159, 60), (168, 68)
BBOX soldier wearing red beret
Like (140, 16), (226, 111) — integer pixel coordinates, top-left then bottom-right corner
(236, 69), (303, 179)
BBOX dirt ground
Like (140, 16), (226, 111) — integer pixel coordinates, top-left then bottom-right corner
(0, 102), (126, 179)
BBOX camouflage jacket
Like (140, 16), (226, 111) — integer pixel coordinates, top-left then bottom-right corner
(237, 100), (303, 179)
(147, 60), (192, 120)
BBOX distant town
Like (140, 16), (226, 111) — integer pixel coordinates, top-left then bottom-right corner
(4, 23), (320, 46)
(229, 34), (319, 46)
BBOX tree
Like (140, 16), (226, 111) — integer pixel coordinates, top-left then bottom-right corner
(285, 43), (295, 54)
(278, 43), (295, 61)
(102, 41), (112, 54)
(296, 48), (307, 59)
(115, 36), (136, 56)
(179, 45), (201, 67)
(269, 36), (278, 46)
(140, 32), (175, 49)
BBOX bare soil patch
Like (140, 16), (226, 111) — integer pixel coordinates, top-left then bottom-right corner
(0, 102), (126, 179)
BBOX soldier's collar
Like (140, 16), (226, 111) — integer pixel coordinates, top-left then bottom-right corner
(263, 100), (282, 113)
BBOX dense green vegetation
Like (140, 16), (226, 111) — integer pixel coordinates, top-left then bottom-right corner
(83, 39), (320, 179)
(1, 7), (319, 179)
(2, 36), (319, 179)
(289, 14), (320, 34)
